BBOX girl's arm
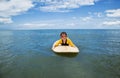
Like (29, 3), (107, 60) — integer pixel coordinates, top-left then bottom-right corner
(54, 39), (61, 47)
(67, 38), (75, 47)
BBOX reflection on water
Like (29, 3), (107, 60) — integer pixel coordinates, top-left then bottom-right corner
(0, 30), (120, 78)
(54, 53), (79, 58)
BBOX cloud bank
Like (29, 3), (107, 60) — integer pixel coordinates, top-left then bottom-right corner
(0, 0), (99, 24)
(103, 9), (120, 26)
(103, 21), (120, 26)
(39, 0), (98, 12)
(106, 9), (120, 17)
(0, 0), (34, 24)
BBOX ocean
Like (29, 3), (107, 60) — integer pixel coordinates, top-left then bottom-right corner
(0, 29), (120, 78)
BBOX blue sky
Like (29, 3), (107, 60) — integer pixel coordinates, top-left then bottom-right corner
(0, 0), (120, 29)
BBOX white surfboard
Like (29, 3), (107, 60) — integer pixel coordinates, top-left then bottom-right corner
(52, 40), (79, 53)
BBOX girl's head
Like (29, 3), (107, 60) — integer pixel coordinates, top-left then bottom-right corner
(60, 32), (67, 39)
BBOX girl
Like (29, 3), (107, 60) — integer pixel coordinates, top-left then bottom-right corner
(54, 32), (75, 47)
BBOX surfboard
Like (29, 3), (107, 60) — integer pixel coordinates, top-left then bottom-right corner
(52, 40), (79, 53)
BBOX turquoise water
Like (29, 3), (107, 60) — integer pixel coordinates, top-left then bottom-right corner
(0, 29), (120, 78)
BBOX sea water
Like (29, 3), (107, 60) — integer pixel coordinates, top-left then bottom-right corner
(0, 29), (120, 78)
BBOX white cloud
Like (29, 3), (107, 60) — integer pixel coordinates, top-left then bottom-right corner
(103, 21), (120, 26)
(0, 0), (100, 24)
(19, 22), (56, 29)
(66, 23), (76, 26)
(94, 12), (103, 17)
(38, 0), (99, 12)
(82, 16), (92, 21)
(19, 20), (78, 29)
(106, 9), (120, 17)
(0, 0), (34, 23)
(88, 11), (103, 18)
(23, 23), (55, 27)
(0, 17), (13, 24)
(72, 17), (77, 19)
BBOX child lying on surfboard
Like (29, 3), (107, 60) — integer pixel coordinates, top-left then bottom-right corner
(54, 32), (75, 47)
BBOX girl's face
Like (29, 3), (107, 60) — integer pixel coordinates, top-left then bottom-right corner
(61, 34), (67, 40)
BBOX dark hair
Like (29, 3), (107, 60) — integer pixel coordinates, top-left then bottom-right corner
(60, 32), (67, 36)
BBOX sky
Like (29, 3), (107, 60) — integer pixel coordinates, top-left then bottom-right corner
(0, 0), (120, 29)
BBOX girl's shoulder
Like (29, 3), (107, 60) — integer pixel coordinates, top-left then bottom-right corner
(67, 37), (72, 41)
(58, 39), (62, 42)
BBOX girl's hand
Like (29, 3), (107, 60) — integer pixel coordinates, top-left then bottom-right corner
(54, 45), (57, 48)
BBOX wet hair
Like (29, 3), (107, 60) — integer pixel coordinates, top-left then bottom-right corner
(60, 32), (67, 36)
